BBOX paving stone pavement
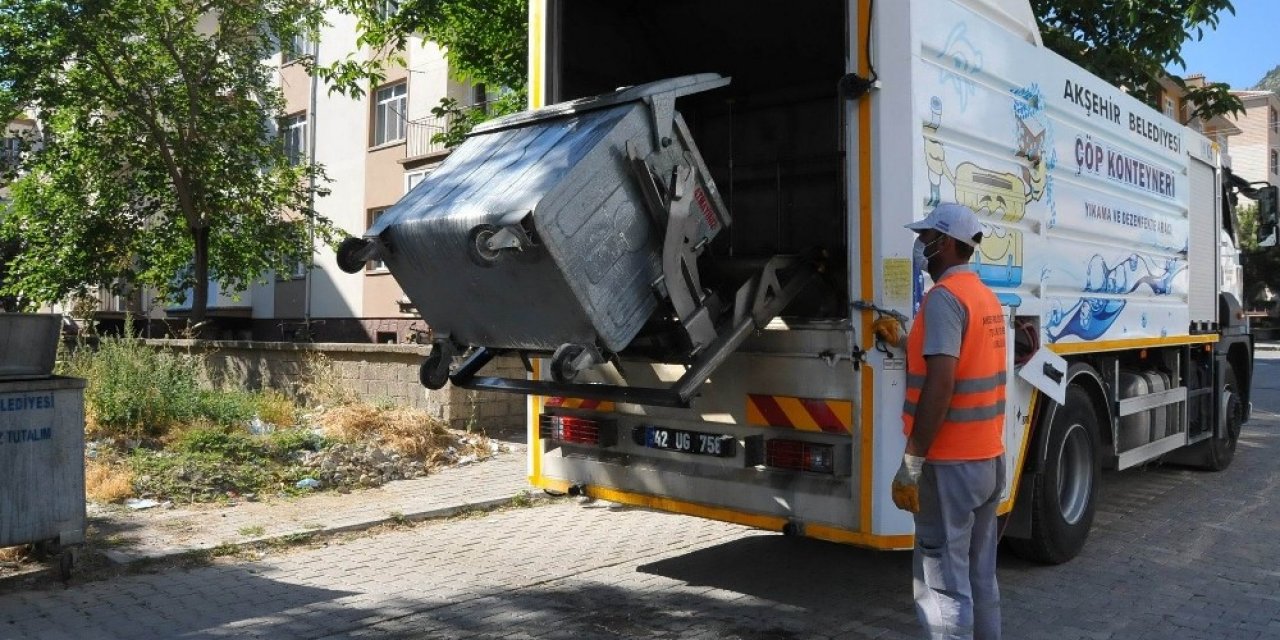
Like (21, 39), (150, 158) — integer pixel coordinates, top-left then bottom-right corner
(92, 446), (531, 564)
(2, 356), (1278, 639)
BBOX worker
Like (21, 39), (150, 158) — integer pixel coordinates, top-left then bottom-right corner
(873, 202), (1007, 640)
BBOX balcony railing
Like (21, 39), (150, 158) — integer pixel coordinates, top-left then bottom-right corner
(405, 113), (454, 159)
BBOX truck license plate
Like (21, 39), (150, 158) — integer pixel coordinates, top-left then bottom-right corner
(635, 426), (735, 457)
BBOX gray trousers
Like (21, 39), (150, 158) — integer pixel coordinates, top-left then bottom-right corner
(913, 456), (1004, 640)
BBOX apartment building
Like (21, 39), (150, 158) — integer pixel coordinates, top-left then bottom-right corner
(1225, 90), (1280, 187)
(1, 115), (38, 197)
(1156, 75), (1243, 157)
(165, 10), (482, 342)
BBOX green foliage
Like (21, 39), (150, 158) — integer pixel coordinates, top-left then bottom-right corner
(174, 427), (262, 460)
(61, 330), (309, 442)
(1034, 0), (1243, 119)
(128, 446), (310, 501)
(132, 426), (322, 500)
(61, 335), (204, 440)
(322, 0), (528, 121)
(1254, 65), (1280, 94)
(0, 0), (337, 325)
(1236, 204), (1280, 308)
(194, 389), (260, 428)
(264, 428), (328, 456)
(1237, 203), (1259, 251)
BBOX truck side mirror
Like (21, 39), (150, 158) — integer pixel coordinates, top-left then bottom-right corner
(1258, 185), (1278, 248)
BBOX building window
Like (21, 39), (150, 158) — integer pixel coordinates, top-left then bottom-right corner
(1272, 149), (1279, 176)
(1163, 96), (1176, 120)
(367, 208), (388, 270)
(283, 32), (312, 64)
(372, 82), (407, 147)
(405, 169), (429, 193)
(377, 0), (400, 20)
(1, 136), (20, 167)
(1272, 107), (1279, 133)
(281, 112), (307, 165)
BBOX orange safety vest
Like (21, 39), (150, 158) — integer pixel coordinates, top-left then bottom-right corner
(902, 270), (1007, 461)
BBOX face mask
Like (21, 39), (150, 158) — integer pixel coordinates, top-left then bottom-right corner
(912, 236), (943, 275)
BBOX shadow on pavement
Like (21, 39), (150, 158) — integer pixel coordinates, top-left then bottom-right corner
(637, 533), (912, 611)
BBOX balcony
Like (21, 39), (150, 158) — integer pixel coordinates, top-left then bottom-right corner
(405, 113), (455, 160)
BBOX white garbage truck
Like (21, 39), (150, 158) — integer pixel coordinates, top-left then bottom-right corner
(341, 0), (1278, 563)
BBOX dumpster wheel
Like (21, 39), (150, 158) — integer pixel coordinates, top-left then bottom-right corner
(420, 341), (456, 390)
(337, 237), (373, 274)
(550, 344), (588, 383)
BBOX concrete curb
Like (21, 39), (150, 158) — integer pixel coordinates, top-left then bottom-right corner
(103, 490), (550, 566)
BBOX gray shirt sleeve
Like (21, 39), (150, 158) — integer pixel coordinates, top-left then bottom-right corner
(922, 287), (967, 357)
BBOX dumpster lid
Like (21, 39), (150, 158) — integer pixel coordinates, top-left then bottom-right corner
(471, 73), (731, 136)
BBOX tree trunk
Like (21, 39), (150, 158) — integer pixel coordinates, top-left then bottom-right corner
(190, 225), (209, 335)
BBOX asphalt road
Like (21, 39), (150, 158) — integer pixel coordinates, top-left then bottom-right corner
(3, 355), (1279, 640)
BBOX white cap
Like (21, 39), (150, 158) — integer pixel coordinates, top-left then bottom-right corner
(905, 203), (984, 247)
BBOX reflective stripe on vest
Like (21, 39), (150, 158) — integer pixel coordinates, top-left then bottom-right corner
(901, 270), (1007, 461)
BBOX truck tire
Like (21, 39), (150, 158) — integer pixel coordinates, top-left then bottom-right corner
(1006, 385), (1101, 564)
(1184, 365), (1243, 472)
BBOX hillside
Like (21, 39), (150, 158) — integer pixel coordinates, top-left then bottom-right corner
(1254, 65), (1280, 93)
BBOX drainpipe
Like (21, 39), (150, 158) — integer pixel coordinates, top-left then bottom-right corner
(303, 34), (320, 333)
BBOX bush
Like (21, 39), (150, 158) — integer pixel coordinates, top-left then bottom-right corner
(61, 334), (203, 441)
(194, 389), (259, 428)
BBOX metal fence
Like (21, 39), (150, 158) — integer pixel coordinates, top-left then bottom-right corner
(406, 114), (452, 158)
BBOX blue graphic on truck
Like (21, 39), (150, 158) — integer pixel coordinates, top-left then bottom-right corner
(1045, 253), (1184, 343)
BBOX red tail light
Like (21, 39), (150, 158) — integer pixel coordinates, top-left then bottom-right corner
(764, 439), (835, 474)
(540, 414), (610, 445)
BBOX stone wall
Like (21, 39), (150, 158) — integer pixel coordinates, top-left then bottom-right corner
(144, 340), (527, 433)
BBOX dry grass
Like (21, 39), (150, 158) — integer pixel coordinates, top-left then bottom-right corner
(254, 389), (298, 428)
(316, 402), (492, 466)
(0, 546), (30, 564)
(85, 459), (135, 503)
(297, 352), (359, 409)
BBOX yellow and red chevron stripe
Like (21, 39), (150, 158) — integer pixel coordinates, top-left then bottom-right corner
(746, 394), (852, 433)
(545, 397), (615, 412)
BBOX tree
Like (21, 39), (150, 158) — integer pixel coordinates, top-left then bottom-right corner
(1033, 0), (1242, 119)
(0, 0), (335, 329)
(322, 0), (528, 140)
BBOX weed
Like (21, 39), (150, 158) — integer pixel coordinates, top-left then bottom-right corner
(174, 427), (263, 461)
(128, 447), (309, 502)
(254, 389), (298, 428)
(193, 389), (259, 428)
(237, 525), (266, 537)
(100, 535), (134, 548)
(65, 333), (203, 441)
(264, 429), (326, 459)
(297, 352), (359, 408)
(208, 543), (241, 558)
(510, 489), (533, 508)
(277, 532), (314, 545)
(388, 510), (410, 526)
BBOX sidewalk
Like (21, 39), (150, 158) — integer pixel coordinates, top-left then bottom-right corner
(92, 443), (533, 565)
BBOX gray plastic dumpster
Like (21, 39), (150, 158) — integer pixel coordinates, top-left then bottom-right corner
(339, 74), (816, 406)
(0, 314), (86, 578)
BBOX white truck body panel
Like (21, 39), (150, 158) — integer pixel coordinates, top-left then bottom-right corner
(526, 0), (1225, 547)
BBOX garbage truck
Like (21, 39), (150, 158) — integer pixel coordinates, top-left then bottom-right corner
(338, 0), (1279, 563)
